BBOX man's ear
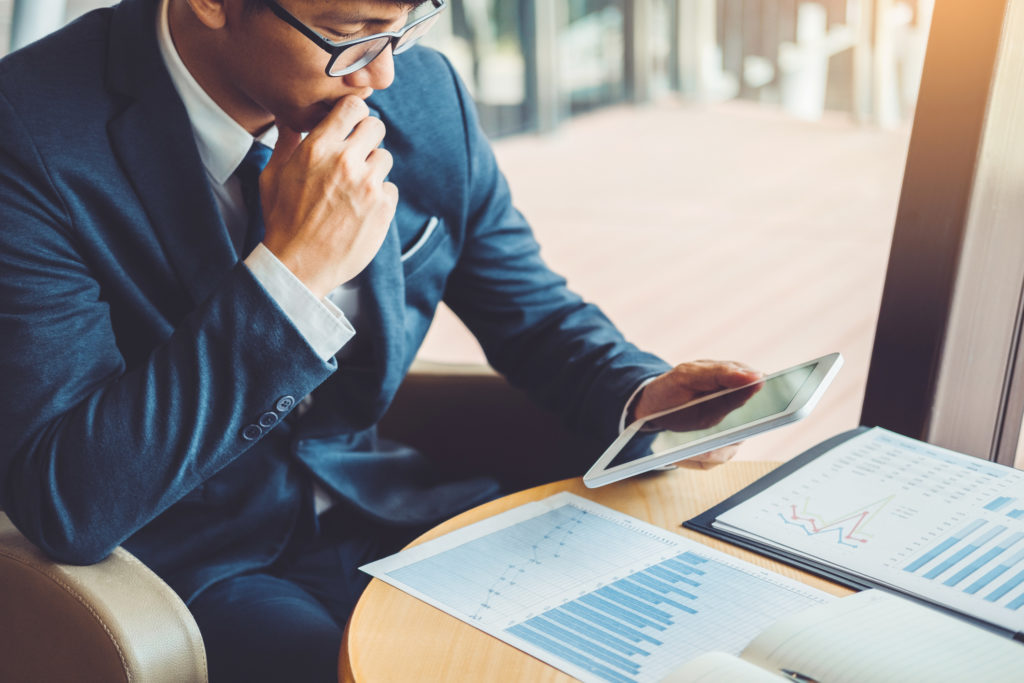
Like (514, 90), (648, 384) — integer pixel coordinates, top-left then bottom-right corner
(181, 0), (230, 30)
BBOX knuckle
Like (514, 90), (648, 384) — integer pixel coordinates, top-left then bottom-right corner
(336, 151), (360, 177)
(364, 116), (386, 137)
(371, 148), (394, 168)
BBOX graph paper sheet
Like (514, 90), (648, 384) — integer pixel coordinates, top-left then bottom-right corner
(362, 492), (830, 683)
(713, 427), (1024, 635)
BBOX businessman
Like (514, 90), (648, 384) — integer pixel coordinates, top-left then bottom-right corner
(0, 0), (759, 680)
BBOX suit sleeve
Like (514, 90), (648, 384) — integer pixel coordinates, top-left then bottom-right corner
(439, 61), (671, 445)
(0, 91), (336, 564)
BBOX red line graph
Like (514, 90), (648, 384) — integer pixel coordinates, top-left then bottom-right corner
(779, 496), (893, 547)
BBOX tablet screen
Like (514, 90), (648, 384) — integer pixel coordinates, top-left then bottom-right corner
(605, 364), (816, 469)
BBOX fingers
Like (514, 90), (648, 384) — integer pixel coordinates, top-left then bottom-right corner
(259, 95), (397, 298)
(683, 360), (762, 392)
(632, 359), (763, 423)
(366, 147), (394, 184)
(302, 96), (385, 162)
(306, 95), (371, 148)
(689, 443), (742, 468)
(380, 181), (399, 227)
(346, 116), (387, 161)
(656, 383), (760, 431)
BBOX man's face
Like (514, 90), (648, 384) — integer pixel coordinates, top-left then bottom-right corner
(218, 0), (413, 131)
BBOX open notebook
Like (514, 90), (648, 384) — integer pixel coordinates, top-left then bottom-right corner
(662, 589), (1024, 682)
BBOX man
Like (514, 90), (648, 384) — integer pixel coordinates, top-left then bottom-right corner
(0, 0), (759, 680)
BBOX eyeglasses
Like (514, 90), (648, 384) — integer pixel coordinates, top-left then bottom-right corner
(263, 0), (447, 77)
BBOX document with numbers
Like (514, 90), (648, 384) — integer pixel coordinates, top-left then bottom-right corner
(363, 492), (831, 683)
(687, 427), (1024, 637)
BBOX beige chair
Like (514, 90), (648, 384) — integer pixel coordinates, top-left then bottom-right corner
(0, 362), (599, 682)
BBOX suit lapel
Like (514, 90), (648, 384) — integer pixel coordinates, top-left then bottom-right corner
(107, 0), (236, 308)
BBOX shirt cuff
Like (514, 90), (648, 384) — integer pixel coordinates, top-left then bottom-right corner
(619, 377), (658, 434)
(244, 244), (355, 361)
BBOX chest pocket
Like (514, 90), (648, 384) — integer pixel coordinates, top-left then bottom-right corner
(400, 215), (447, 276)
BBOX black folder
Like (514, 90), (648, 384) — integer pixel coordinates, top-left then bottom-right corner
(683, 426), (1022, 641)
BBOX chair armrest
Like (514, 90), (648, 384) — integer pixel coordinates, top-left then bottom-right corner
(0, 512), (206, 683)
(378, 360), (605, 489)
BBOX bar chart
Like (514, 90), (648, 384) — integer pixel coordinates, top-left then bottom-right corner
(901, 515), (1024, 613)
(985, 497), (1016, 513)
(364, 493), (830, 683)
(504, 549), (832, 683)
(987, 497), (1024, 520)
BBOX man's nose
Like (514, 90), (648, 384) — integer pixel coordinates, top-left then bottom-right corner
(343, 44), (396, 92)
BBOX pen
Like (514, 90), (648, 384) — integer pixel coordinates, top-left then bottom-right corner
(780, 669), (820, 683)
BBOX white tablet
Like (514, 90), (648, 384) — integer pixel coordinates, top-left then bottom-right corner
(583, 352), (843, 488)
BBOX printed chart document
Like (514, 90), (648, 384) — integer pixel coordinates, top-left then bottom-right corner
(662, 589), (1024, 682)
(362, 492), (831, 683)
(701, 427), (1024, 636)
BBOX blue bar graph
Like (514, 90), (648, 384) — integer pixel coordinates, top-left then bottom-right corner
(647, 565), (700, 588)
(503, 552), (824, 683)
(630, 571), (698, 599)
(544, 610), (651, 656)
(368, 497), (829, 683)
(560, 602), (663, 646)
(663, 557), (706, 576)
(1008, 592), (1024, 610)
(1010, 510), (1024, 520)
(508, 556), (707, 683)
(985, 497), (1015, 512)
(507, 623), (637, 683)
(985, 568), (1024, 603)
(923, 525), (1007, 580)
(905, 519), (987, 573)
(965, 546), (1024, 595)
(945, 531), (1024, 587)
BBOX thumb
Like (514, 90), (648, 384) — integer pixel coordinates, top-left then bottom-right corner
(266, 125), (302, 175)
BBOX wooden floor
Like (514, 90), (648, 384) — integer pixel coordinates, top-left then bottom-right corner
(419, 98), (913, 463)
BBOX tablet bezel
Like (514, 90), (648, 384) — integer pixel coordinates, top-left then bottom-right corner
(583, 352), (843, 488)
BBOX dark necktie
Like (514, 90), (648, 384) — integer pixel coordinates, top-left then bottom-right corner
(236, 141), (274, 257)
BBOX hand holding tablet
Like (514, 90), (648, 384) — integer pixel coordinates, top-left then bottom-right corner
(584, 353), (843, 487)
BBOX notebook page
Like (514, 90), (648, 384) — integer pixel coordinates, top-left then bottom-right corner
(739, 590), (1024, 683)
(659, 651), (785, 682)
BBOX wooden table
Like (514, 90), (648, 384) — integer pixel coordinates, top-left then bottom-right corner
(340, 461), (852, 682)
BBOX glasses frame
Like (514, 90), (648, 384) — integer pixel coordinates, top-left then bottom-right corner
(263, 0), (447, 77)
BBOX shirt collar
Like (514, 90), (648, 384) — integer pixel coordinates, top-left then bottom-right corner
(156, 0), (277, 185)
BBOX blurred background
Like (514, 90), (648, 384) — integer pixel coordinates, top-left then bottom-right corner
(0, 0), (937, 464)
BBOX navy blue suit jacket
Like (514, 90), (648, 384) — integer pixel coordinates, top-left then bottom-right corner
(0, 0), (669, 602)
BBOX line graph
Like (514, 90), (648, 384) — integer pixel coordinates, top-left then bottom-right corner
(469, 506), (588, 621)
(777, 496), (893, 547)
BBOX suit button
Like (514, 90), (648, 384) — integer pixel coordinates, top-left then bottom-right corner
(275, 395), (296, 412)
(241, 424), (263, 441)
(259, 411), (279, 428)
